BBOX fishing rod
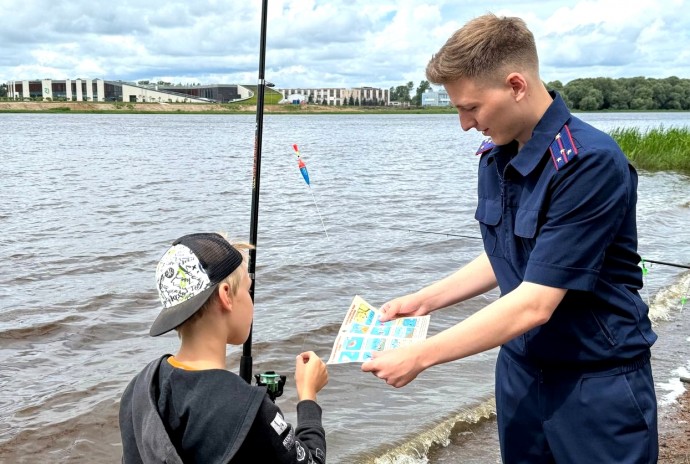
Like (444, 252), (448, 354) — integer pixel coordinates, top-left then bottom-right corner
(242, 0), (271, 385)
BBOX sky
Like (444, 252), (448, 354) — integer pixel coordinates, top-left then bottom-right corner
(1, 0), (689, 91)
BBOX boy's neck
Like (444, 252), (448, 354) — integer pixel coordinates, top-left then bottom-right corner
(175, 332), (229, 370)
(171, 356), (227, 370)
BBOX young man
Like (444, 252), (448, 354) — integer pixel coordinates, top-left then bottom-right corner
(361, 14), (658, 463)
(119, 232), (328, 463)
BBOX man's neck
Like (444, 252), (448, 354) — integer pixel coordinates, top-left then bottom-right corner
(517, 83), (554, 150)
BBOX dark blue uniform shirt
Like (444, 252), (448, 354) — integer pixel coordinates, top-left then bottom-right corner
(474, 92), (656, 368)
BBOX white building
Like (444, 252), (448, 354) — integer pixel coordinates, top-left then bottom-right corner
(278, 86), (390, 106)
(421, 89), (451, 107)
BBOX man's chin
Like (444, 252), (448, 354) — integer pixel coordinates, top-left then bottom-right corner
(486, 135), (511, 146)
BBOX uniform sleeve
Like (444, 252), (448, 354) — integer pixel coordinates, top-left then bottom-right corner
(524, 147), (631, 291)
(244, 396), (326, 464)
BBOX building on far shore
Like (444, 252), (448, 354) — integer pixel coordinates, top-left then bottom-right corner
(5, 79), (392, 107)
(5, 79), (253, 103)
(421, 89), (451, 107)
(277, 86), (390, 106)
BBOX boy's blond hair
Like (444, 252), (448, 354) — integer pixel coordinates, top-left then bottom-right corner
(176, 240), (253, 330)
(426, 13), (539, 85)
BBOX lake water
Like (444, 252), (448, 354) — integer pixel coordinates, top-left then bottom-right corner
(1, 111), (689, 463)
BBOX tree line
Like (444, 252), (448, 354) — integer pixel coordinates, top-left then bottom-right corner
(548, 77), (690, 111)
(389, 81), (431, 106)
(391, 77), (690, 111)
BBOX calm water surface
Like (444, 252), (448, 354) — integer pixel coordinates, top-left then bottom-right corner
(1, 111), (689, 463)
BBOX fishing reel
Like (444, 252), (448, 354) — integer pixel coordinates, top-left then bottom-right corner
(255, 371), (286, 402)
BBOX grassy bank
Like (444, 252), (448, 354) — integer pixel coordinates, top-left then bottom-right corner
(610, 126), (690, 174)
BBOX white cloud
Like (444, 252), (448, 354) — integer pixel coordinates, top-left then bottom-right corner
(528, 0), (690, 82)
(1, 0), (688, 88)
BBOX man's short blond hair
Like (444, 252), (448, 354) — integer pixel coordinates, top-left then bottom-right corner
(426, 13), (539, 85)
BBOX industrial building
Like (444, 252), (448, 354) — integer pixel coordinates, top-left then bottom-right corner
(5, 79), (252, 103)
(5, 78), (393, 107)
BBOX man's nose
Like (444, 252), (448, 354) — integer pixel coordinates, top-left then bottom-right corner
(459, 113), (474, 132)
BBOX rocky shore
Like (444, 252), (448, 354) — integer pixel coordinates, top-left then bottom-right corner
(660, 386), (690, 462)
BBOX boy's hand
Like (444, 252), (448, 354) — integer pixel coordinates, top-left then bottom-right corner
(295, 351), (328, 401)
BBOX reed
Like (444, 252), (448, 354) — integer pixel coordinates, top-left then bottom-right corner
(610, 126), (690, 174)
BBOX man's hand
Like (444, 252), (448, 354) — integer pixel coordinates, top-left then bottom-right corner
(361, 344), (424, 388)
(378, 293), (428, 323)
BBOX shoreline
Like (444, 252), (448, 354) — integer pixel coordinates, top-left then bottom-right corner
(0, 100), (449, 114)
(3, 101), (687, 115)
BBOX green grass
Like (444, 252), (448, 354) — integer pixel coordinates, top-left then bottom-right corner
(610, 126), (690, 174)
(226, 86), (283, 106)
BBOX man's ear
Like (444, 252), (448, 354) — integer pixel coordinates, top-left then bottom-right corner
(506, 72), (528, 101)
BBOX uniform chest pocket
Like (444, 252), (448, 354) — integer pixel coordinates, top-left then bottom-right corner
(513, 208), (540, 258)
(514, 209), (540, 238)
(475, 199), (501, 256)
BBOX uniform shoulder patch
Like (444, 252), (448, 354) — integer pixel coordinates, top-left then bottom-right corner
(548, 124), (579, 170)
(475, 138), (495, 156)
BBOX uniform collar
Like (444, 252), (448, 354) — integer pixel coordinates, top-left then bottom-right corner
(509, 91), (571, 177)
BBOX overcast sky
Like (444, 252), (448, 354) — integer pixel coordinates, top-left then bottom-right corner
(1, 0), (688, 90)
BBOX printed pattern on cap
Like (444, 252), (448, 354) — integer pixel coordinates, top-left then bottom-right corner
(156, 244), (212, 309)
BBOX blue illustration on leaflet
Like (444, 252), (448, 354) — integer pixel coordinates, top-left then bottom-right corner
(327, 295), (431, 364)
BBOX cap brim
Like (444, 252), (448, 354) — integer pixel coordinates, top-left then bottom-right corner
(149, 283), (219, 337)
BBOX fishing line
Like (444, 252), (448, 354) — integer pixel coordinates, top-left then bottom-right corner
(379, 225), (482, 241)
(291, 144), (329, 238)
(374, 229), (690, 273)
(641, 259), (690, 270)
(308, 188), (329, 238)
(302, 215), (690, 273)
(281, 159), (689, 273)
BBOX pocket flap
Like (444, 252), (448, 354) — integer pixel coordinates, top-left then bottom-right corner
(515, 208), (540, 238)
(474, 199), (502, 226)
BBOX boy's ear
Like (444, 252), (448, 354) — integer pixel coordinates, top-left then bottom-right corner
(217, 283), (233, 311)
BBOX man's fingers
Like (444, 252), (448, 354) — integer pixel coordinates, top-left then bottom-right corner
(378, 302), (393, 322)
(361, 352), (381, 373)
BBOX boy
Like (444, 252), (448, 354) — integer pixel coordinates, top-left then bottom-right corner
(362, 13), (658, 463)
(119, 232), (328, 463)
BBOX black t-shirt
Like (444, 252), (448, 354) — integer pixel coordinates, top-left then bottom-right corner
(156, 357), (326, 463)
